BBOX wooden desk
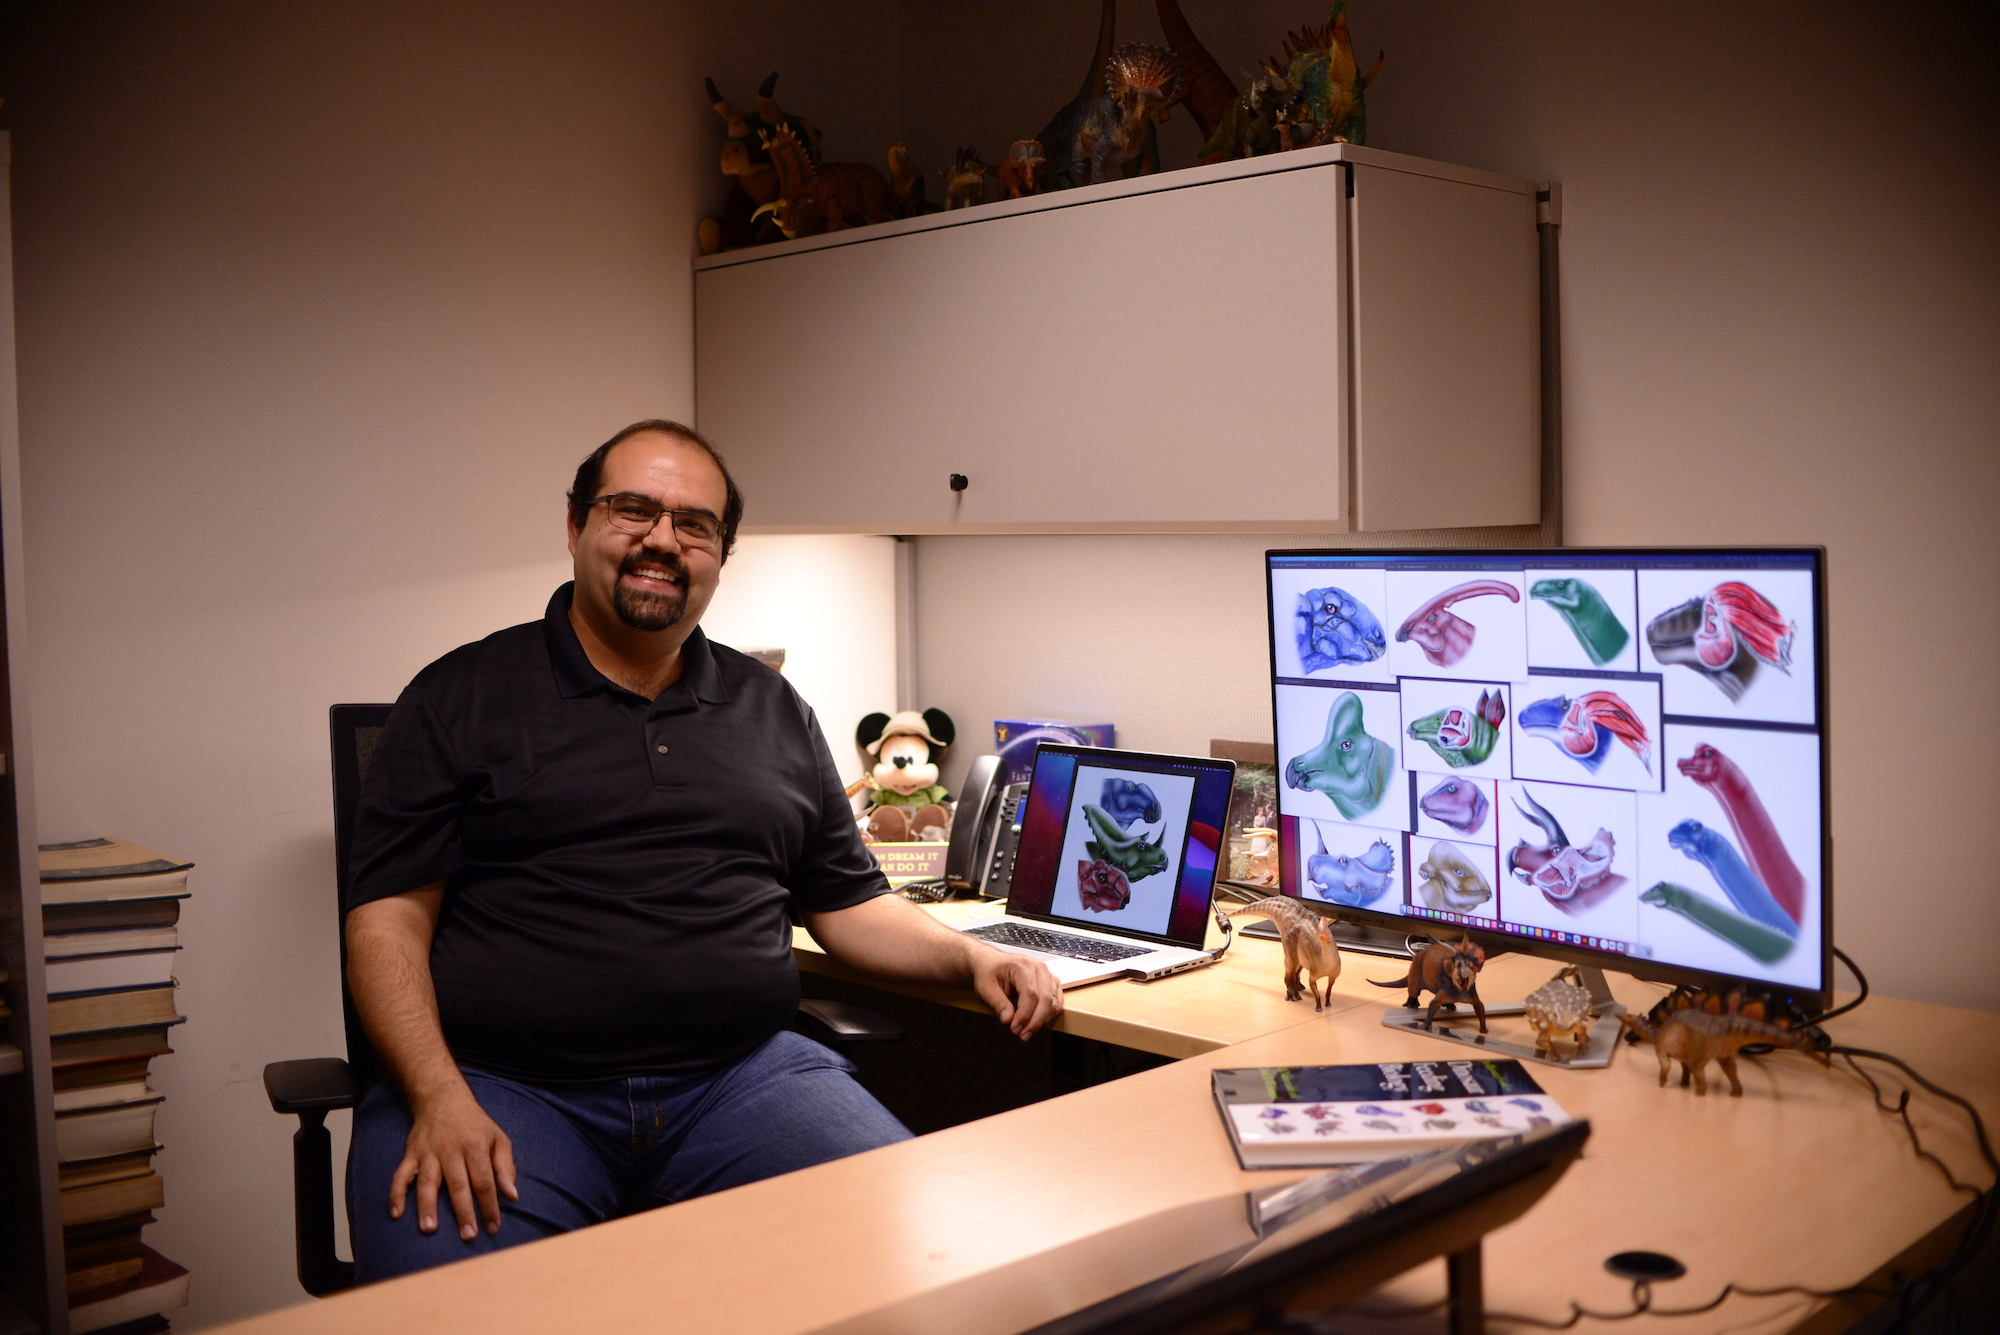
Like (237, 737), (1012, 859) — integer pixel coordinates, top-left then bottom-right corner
(793, 899), (1364, 1059)
(216, 942), (1998, 1335)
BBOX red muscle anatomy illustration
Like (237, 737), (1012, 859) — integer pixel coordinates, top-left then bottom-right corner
(1676, 743), (1805, 926)
(1394, 580), (1521, 667)
(1696, 582), (1795, 671)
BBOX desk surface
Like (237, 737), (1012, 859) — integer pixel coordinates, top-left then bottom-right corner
(794, 898), (1340, 1058)
(222, 931), (1999, 1335)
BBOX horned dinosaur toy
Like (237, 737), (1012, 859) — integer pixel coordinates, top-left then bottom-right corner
(996, 139), (1047, 200)
(1068, 42), (1185, 185)
(699, 73), (820, 253)
(1370, 935), (1487, 1031)
(1618, 989), (1825, 1096)
(754, 125), (894, 239)
(1523, 966), (1596, 1055)
(1219, 898), (1341, 1011)
(940, 147), (992, 210)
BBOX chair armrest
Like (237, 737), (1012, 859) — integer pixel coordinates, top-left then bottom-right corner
(796, 998), (902, 1046)
(264, 1058), (358, 1117)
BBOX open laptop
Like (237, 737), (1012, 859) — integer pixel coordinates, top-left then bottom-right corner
(959, 744), (1236, 987)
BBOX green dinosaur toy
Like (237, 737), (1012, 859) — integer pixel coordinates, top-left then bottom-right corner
(1083, 804), (1169, 883)
(1284, 691), (1394, 819)
(1407, 689), (1506, 768)
(1530, 577), (1630, 666)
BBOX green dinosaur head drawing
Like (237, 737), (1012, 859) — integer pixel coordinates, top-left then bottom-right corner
(1082, 803), (1169, 883)
(1407, 689), (1505, 768)
(1283, 691), (1393, 819)
(1529, 577), (1630, 666)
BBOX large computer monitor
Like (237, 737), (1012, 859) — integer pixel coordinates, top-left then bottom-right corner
(1266, 547), (1830, 1011)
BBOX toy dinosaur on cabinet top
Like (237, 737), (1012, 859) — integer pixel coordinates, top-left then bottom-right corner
(754, 126), (895, 239)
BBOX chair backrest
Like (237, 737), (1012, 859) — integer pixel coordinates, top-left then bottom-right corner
(330, 703), (394, 1087)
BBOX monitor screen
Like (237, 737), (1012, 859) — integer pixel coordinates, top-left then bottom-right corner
(1008, 745), (1236, 948)
(1266, 548), (1828, 1002)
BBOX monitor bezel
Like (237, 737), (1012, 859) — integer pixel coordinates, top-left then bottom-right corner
(1263, 545), (1832, 1013)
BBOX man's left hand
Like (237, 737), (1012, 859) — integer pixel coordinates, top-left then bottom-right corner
(971, 950), (1063, 1040)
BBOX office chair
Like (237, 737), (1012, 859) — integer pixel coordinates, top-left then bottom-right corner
(263, 704), (900, 1296)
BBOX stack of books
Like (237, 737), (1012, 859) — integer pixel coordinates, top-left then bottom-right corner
(42, 838), (195, 1334)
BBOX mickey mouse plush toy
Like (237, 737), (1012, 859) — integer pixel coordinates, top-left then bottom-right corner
(854, 709), (955, 843)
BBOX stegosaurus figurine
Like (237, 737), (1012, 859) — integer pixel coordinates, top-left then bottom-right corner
(1618, 987), (1825, 1096)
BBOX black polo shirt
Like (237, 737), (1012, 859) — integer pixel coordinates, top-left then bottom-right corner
(347, 583), (890, 1082)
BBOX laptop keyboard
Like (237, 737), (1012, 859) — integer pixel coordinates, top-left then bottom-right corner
(967, 921), (1152, 964)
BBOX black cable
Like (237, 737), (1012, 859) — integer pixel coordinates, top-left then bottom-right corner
(1809, 943), (1871, 1026)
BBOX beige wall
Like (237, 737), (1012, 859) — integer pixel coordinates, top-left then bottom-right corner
(3, 2), (899, 1326)
(5, 0), (1996, 1328)
(911, 1), (2000, 1012)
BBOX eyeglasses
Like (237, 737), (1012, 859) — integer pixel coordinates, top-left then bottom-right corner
(588, 494), (724, 551)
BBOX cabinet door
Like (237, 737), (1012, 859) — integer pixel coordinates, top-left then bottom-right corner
(697, 167), (1348, 533)
(1349, 163), (1540, 531)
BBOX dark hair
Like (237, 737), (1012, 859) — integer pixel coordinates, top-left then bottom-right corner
(566, 420), (745, 560)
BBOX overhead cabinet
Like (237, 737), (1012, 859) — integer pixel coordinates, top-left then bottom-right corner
(695, 143), (1541, 535)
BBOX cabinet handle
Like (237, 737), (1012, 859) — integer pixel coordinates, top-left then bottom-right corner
(949, 474), (968, 493)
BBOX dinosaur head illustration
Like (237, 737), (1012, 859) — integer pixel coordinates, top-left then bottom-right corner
(1284, 691), (1393, 819)
(1528, 577), (1584, 610)
(1394, 580), (1520, 667)
(1297, 585), (1385, 671)
(1419, 778), (1489, 835)
(1407, 690), (1505, 768)
(1416, 844), (1492, 911)
(1082, 803), (1169, 883)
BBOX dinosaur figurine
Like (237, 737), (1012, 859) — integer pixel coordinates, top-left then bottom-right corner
(996, 139), (1047, 200)
(1407, 689), (1506, 768)
(1523, 966), (1596, 1055)
(1201, 69), (1296, 164)
(1153, 0), (1239, 144)
(1618, 991), (1824, 1096)
(699, 72), (819, 253)
(1220, 898), (1341, 1010)
(1034, 0), (1119, 191)
(1284, 690), (1394, 819)
(939, 146), (992, 210)
(1262, 5), (1382, 148)
(754, 126), (895, 239)
(1067, 43), (1185, 185)
(886, 141), (927, 218)
(1082, 803), (1168, 882)
(1370, 935), (1487, 1031)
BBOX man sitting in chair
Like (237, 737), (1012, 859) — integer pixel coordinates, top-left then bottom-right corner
(344, 419), (1061, 1278)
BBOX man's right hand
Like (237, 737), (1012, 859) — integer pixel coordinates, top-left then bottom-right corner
(390, 1084), (519, 1240)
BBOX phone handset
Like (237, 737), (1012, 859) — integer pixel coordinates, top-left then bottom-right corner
(943, 755), (1028, 899)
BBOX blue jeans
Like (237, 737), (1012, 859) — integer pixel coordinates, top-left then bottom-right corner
(347, 1030), (910, 1280)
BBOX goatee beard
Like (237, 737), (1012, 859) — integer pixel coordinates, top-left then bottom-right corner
(614, 552), (689, 632)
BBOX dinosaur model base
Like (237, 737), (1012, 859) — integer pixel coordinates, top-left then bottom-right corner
(1376, 965), (1627, 1070)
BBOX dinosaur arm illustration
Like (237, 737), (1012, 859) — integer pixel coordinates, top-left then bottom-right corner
(1668, 820), (1797, 937)
(1640, 882), (1797, 964)
(1677, 745), (1806, 926)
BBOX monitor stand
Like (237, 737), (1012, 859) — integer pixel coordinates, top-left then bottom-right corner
(1378, 966), (1628, 1069)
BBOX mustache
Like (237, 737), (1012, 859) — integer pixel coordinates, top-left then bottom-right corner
(619, 550), (688, 586)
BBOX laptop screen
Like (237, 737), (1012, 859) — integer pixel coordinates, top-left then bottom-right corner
(1006, 744), (1236, 948)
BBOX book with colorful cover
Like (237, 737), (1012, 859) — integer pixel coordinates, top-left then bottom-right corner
(1212, 1060), (1572, 1168)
